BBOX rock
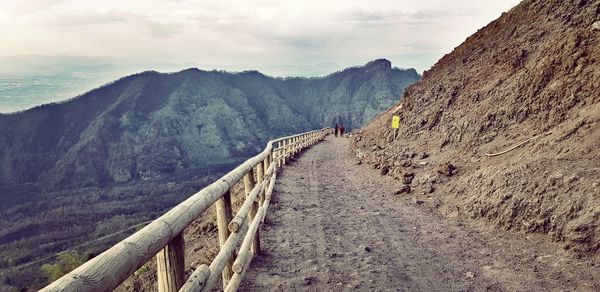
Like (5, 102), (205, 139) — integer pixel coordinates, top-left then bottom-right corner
(357, 160), (362, 165)
(402, 172), (415, 185)
(428, 186), (436, 193)
(303, 276), (318, 286)
(593, 21), (600, 31)
(414, 198), (425, 205)
(420, 152), (429, 159)
(401, 160), (412, 167)
(380, 165), (390, 175)
(365, 246), (372, 252)
(397, 185), (412, 194)
(436, 162), (457, 177)
(420, 173), (437, 185)
(465, 272), (475, 279)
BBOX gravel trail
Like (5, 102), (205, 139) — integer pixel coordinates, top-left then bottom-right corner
(239, 137), (599, 291)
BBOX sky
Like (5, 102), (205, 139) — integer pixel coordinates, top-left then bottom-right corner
(0, 0), (521, 77)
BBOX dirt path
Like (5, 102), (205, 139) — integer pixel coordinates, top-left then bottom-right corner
(239, 137), (599, 291)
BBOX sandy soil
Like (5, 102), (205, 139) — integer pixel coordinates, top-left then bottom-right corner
(239, 136), (599, 291)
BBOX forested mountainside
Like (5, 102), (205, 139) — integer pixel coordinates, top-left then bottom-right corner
(0, 59), (418, 190)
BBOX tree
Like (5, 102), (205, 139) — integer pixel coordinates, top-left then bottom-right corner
(41, 251), (84, 282)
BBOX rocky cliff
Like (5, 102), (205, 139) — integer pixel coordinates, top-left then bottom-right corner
(353, 0), (600, 254)
(0, 59), (419, 190)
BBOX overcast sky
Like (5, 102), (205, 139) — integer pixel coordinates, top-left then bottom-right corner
(0, 0), (521, 76)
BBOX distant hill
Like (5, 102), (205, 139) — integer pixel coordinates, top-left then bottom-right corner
(354, 0), (599, 254)
(0, 59), (419, 190)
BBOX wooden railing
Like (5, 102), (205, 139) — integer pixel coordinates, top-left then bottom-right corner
(41, 128), (331, 292)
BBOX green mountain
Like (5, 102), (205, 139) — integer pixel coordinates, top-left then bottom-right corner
(0, 59), (419, 190)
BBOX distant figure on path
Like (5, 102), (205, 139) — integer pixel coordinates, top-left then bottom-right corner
(339, 125), (345, 137)
(334, 123), (339, 137)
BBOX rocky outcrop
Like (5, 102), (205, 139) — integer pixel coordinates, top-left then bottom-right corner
(353, 0), (600, 254)
(0, 60), (419, 190)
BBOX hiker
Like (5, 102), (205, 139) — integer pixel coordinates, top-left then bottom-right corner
(339, 124), (345, 137)
(334, 123), (339, 137)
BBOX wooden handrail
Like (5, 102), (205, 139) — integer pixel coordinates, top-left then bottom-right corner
(41, 127), (331, 292)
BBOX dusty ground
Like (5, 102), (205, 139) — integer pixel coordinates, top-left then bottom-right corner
(240, 137), (599, 291)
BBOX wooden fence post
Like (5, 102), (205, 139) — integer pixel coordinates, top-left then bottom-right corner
(262, 156), (271, 222)
(265, 154), (271, 176)
(293, 137), (297, 154)
(281, 140), (287, 166)
(277, 141), (282, 167)
(157, 233), (185, 292)
(215, 190), (234, 287)
(244, 169), (261, 254)
(256, 161), (265, 206)
(281, 139), (289, 166)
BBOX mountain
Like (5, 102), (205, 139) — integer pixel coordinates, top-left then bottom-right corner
(0, 59), (419, 190)
(353, 0), (600, 254)
(0, 59), (418, 290)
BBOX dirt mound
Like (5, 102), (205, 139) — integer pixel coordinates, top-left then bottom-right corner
(353, 0), (600, 254)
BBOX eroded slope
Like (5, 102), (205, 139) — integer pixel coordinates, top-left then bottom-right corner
(353, 0), (600, 254)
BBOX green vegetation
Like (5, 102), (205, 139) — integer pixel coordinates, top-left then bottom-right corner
(41, 251), (84, 282)
(0, 173), (221, 291)
(135, 263), (150, 276)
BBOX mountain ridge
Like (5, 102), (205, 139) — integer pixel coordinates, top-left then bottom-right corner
(0, 59), (420, 190)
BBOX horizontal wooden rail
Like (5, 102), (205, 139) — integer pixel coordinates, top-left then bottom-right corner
(41, 127), (331, 292)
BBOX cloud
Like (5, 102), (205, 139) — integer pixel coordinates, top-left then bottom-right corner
(40, 11), (130, 26)
(338, 6), (472, 23)
(0, 0), (67, 13)
(0, 0), (522, 74)
(34, 9), (184, 39)
(147, 21), (182, 37)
